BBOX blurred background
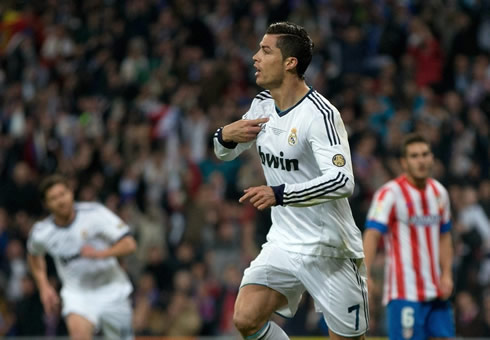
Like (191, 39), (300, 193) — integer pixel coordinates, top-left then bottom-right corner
(0, 0), (488, 338)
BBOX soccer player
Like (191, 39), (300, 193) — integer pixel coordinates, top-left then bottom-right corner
(214, 22), (368, 340)
(27, 175), (137, 340)
(363, 133), (455, 339)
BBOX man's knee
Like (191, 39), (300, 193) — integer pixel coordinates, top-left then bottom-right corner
(233, 307), (267, 336)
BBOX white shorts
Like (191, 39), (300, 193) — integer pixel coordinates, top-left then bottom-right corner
(61, 291), (133, 340)
(241, 242), (369, 337)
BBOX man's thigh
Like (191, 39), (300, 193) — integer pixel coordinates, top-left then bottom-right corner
(387, 300), (429, 340)
(426, 299), (455, 339)
(65, 313), (95, 340)
(300, 257), (369, 337)
(235, 285), (288, 325)
(240, 243), (305, 318)
(99, 297), (134, 340)
(62, 291), (99, 329)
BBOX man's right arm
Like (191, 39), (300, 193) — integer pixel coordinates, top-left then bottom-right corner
(27, 254), (60, 316)
(363, 229), (382, 276)
(214, 117), (269, 161)
(27, 254), (50, 290)
(363, 187), (395, 275)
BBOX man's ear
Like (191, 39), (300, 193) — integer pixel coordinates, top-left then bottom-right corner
(284, 57), (298, 72)
(400, 157), (407, 171)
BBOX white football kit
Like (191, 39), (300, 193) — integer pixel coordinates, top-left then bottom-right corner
(214, 89), (368, 336)
(28, 202), (133, 339)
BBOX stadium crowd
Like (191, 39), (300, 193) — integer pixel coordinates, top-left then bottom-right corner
(0, 0), (489, 337)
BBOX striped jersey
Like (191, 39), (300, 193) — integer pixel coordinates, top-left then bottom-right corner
(214, 88), (363, 258)
(365, 175), (452, 304)
(27, 202), (133, 300)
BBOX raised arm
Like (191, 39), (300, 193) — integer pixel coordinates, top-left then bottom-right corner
(214, 117), (269, 161)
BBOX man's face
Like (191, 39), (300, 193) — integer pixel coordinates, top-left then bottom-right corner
(252, 34), (286, 89)
(401, 142), (434, 181)
(44, 183), (74, 219)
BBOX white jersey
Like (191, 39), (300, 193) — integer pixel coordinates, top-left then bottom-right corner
(27, 202), (133, 300)
(214, 89), (363, 258)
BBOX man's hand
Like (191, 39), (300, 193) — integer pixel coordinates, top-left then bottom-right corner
(239, 185), (276, 210)
(80, 245), (106, 259)
(439, 273), (453, 300)
(222, 118), (269, 143)
(39, 283), (60, 317)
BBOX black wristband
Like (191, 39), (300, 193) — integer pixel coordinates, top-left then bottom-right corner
(271, 184), (285, 206)
(215, 127), (238, 149)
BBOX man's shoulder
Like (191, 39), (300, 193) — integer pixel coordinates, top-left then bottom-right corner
(75, 201), (105, 213)
(375, 180), (400, 198)
(304, 90), (339, 114)
(428, 178), (447, 191)
(254, 90), (272, 102)
(30, 217), (54, 239)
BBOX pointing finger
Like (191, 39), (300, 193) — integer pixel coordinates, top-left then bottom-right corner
(248, 117), (269, 125)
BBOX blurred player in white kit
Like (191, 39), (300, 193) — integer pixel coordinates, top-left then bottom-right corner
(27, 174), (137, 340)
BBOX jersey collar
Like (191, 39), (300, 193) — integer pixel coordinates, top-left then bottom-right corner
(275, 86), (313, 117)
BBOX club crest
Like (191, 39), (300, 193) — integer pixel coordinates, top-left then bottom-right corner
(288, 128), (298, 146)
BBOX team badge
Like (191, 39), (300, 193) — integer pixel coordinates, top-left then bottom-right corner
(332, 154), (346, 167)
(81, 230), (88, 240)
(288, 128), (298, 146)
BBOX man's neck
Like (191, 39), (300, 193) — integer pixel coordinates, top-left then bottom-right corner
(405, 174), (427, 190)
(269, 79), (310, 112)
(54, 210), (76, 227)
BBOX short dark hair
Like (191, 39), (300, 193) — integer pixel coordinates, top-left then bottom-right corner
(266, 22), (313, 79)
(39, 174), (70, 201)
(400, 133), (431, 157)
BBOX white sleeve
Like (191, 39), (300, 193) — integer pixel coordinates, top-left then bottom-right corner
(27, 224), (46, 256)
(213, 100), (259, 161)
(273, 112), (355, 207)
(365, 187), (396, 234)
(94, 204), (131, 243)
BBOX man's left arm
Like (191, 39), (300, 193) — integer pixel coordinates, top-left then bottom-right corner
(81, 234), (136, 259)
(81, 203), (137, 259)
(240, 113), (354, 209)
(439, 231), (453, 299)
(439, 187), (453, 300)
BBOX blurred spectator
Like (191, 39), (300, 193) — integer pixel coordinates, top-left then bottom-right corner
(13, 275), (44, 336)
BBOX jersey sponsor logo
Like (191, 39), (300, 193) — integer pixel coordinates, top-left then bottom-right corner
(332, 154), (346, 167)
(258, 146), (299, 171)
(59, 253), (81, 265)
(409, 215), (441, 226)
(288, 128), (298, 145)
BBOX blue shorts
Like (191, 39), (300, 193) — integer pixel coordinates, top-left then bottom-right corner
(387, 299), (455, 340)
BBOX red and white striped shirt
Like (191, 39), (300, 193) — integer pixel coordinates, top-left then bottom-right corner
(366, 175), (451, 304)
